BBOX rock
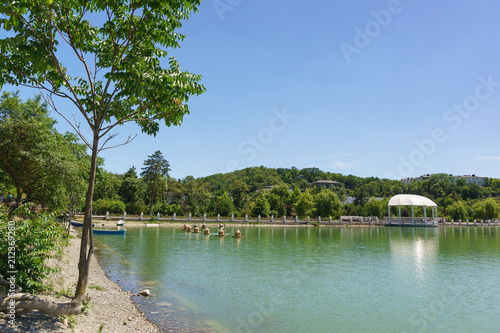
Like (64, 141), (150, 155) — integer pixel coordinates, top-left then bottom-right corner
(139, 289), (150, 297)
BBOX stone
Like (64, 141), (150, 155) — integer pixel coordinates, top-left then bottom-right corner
(139, 289), (150, 297)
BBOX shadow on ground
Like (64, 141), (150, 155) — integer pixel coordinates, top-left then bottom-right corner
(0, 311), (67, 332)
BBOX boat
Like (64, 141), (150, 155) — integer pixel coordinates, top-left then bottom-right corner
(70, 221), (95, 227)
(117, 219), (125, 226)
(92, 229), (126, 235)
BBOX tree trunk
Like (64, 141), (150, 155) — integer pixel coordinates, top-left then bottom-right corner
(73, 133), (99, 304)
(15, 185), (22, 204)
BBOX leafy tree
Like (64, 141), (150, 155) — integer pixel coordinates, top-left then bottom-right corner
(472, 198), (500, 220)
(364, 197), (386, 219)
(118, 166), (143, 204)
(314, 190), (342, 218)
(251, 192), (271, 217)
(229, 179), (249, 209)
(288, 187), (302, 215)
(267, 184), (290, 216)
(0, 0), (203, 315)
(353, 186), (369, 206)
(0, 92), (86, 209)
(93, 170), (122, 201)
(294, 189), (315, 217)
(216, 192), (235, 217)
(446, 200), (468, 221)
(141, 151), (170, 215)
(186, 180), (212, 216)
(491, 179), (500, 194)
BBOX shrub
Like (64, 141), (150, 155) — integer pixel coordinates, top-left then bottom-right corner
(0, 206), (67, 293)
(93, 198), (125, 214)
(152, 202), (180, 216)
(125, 202), (148, 215)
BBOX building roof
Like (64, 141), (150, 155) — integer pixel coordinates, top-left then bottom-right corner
(312, 180), (341, 185)
(388, 194), (437, 207)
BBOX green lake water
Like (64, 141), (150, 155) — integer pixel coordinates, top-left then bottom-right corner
(93, 226), (500, 332)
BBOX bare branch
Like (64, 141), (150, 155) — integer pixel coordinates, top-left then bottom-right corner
(97, 134), (137, 153)
(41, 93), (93, 150)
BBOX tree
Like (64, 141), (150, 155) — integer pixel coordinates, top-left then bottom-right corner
(491, 179), (500, 194)
(229, 179), (249, 209)
(294, 189), (315, 218)
(118, 166), (142, 204)
(446, 200), (468, 221)
(353, 186), (369, 206)
(267, 184), (290, 216)
(0, 0), (204, 315)
(216, 192), (235, 217)
(0, 92), (86, 209)
(251, 192), (271, 217)
(141, 151), (170, 215)
(314, 190), (342, 218)
(186, 181), (212, 216)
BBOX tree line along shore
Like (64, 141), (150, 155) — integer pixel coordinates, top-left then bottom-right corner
(2, 92), (500, 224)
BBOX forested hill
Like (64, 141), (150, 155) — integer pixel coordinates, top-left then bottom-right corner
(197, 166), (399, 194)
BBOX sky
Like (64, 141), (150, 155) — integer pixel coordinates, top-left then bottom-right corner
(4, 0), (500, 180)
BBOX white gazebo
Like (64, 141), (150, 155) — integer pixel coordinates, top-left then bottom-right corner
(388, 194), (438, 226)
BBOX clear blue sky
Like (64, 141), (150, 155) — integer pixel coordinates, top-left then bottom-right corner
(5, 0), (500, 180)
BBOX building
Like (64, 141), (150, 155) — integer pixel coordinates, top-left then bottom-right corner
(400, 174), (485, 186)
(311, 180), (342, 188)
(457, 175), (485, 186)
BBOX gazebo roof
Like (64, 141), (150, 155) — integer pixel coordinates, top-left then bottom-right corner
(388, 194), (437, 207)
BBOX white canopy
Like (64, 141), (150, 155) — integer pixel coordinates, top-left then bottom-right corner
(388, 194), (437, 207)
(387, 194), (438, 226)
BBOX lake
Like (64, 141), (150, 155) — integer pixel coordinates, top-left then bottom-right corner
(94, 226), (500, 332)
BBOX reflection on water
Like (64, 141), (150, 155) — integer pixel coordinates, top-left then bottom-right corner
(94, 226), (500, 333)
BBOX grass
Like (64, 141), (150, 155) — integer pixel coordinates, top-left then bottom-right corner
(55, 286), (74, 298)
(89, 284), (106, 291)
(60, 314), (77, 328)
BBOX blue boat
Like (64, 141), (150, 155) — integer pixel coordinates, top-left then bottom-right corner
(70, 221), (95, 227)
(92, 229), (126, 235)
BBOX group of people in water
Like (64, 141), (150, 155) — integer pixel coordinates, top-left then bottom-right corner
(183, 223), (243, 237)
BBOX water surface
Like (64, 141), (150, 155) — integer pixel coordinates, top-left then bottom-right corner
(94, 226), (500, 332)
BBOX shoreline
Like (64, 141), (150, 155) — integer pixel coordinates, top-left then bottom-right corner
(87, 218), (500, 228)
(0, 228), (161, 333)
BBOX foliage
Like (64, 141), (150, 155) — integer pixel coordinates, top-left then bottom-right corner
(0, 92), (87, 210)
(141, 151), (170, 215)
(229, 179), (249, 209)
(93, 171), (122, 201)
(125, 201), (148, 215)
(216, 192), (235, 217)
(472, 198), (500, 220)
(152, 202), (181, 216)
(314, 190), (342, 218)
(119, 167), (144, 204)
(0, 0), (205, 305)
(92, 198), (125, 215)
(0, 207), (67, 293)
(294, 189), (315, 217)
(251, 193), (271, 217)
(446, 200), (468, 221)
(363, 197), (387, 219)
